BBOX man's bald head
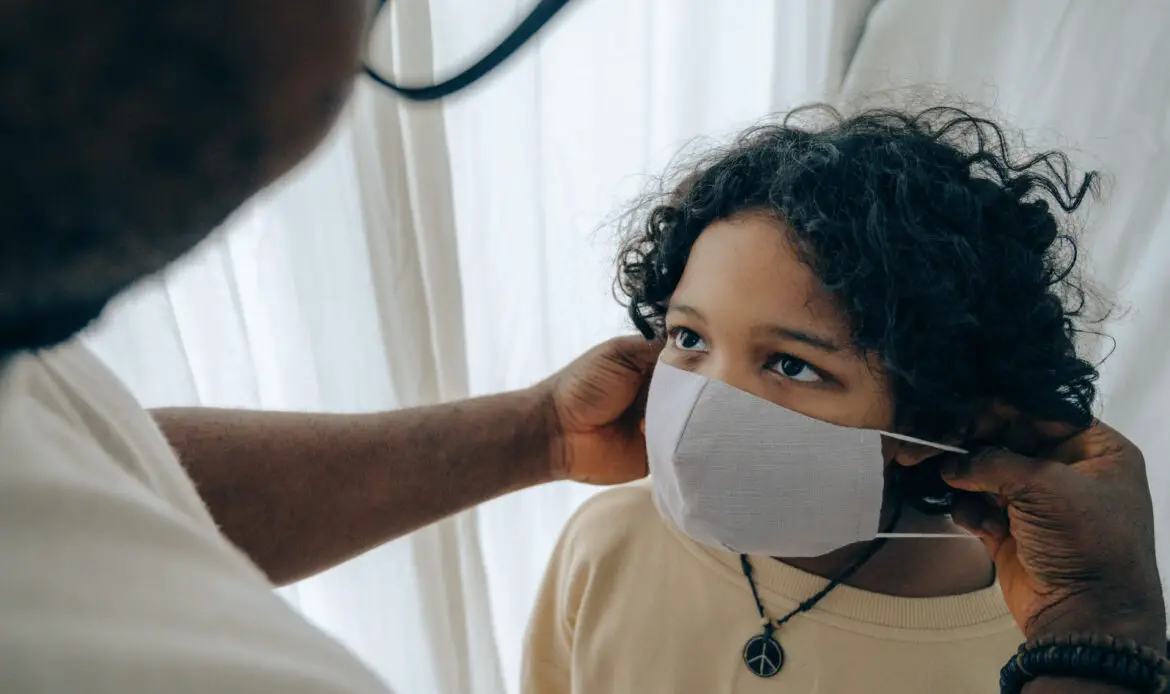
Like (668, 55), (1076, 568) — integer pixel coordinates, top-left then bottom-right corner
(0, 0), (372, 352)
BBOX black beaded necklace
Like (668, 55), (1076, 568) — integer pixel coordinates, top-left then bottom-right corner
(739, 504), (904, 678)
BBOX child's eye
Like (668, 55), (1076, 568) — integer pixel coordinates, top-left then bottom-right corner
(768, 354), (822, 383)
(670, 327), (707, 352)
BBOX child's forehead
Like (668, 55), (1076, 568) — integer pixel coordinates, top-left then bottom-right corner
(671, 216), (851, 340)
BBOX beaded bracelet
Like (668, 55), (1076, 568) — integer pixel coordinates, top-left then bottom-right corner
(1000, 633), (1170, 694)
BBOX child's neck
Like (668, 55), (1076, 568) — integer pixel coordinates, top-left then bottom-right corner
(776, 505), (996, 598)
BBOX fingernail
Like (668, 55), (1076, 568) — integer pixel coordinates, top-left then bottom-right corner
(942, 448), (1001, 481)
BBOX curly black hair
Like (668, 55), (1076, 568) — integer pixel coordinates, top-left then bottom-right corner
(618, 105), (1105, 453)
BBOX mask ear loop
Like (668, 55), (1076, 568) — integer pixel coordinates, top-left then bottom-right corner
(363, 0), (574, 101)
(878, 434), (975, 539)
(880, 430), (968, 455)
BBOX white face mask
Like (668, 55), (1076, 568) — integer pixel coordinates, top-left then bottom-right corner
(645, 361), (967, 558)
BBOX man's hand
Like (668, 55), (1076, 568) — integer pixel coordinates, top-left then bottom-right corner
(538, 336), (662, 485)
(940, 420), (1165, 649)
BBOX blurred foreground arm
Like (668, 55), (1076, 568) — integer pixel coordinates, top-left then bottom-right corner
(155, 337), (659, 585)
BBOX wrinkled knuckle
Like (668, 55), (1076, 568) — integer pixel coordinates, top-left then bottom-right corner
(1026, 458), (1068, 489)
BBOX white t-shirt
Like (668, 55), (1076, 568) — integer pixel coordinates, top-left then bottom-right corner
(0, 342), (392, 693)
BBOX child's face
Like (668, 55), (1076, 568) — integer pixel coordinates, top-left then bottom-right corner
(662, 214), (895, 434)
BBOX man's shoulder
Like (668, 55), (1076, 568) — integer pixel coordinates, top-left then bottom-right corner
(0, 343), (392, 693)
(2, 341), (209, 515)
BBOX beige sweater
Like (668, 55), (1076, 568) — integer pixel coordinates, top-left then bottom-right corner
(523, 482), (1021, 693)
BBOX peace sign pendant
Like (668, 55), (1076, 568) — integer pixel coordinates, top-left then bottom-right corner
(742, 629), (785, 678)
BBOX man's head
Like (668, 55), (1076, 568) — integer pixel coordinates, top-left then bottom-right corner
(0, 0), (372, 353)
(617, 105), (1104, 481)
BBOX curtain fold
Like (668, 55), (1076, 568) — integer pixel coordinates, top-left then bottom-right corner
(433, 3), (874, 690)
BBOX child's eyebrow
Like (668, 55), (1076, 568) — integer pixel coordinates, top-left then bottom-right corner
(667, 304), (707, 323)
(669, 303), (842, 353)
(752, 324), (842, 353)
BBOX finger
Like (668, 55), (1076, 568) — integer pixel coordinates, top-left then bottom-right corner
(603, 335), (664, 375)
(950, 492), (1008, 539)
(940, 446), (1068, 498)
(622, 377), (652, 427)
(1047, 419), (1143, 473)
(950, 492), (1010, 560)
(972, 402), (1080, 458)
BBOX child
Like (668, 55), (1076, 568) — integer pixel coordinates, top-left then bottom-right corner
(522, 106), (1102, 693)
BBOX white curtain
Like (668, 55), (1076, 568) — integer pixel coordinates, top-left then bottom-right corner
(84, 2), (873, 693)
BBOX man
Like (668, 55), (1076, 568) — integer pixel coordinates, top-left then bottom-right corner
(0, 1), (1162, 692)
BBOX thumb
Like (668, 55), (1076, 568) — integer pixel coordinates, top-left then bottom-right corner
(940, 447), (1065, 498)
(605, 335), (664, 374)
